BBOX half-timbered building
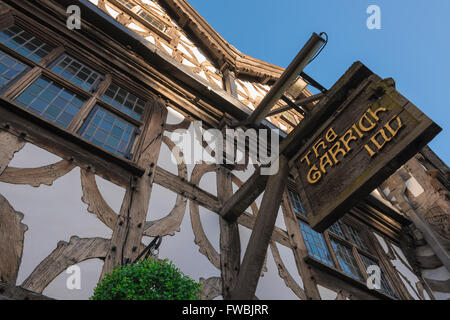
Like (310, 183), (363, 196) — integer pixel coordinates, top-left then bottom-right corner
(0, 0), (448, 300)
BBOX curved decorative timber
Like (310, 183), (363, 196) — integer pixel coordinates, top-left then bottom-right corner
(0, 131), (25, 176)
(270, 241), (306, 300)
(21, 236), (110, 293)
(80, 168), (118, 230)
(0, 194), (28, 284)
(144, 136), (188, 237)
(164, 118), (191, 133)
(0, 160), (76, 187)
(190, 163), (220, 269)
(199, 276), (222, 300)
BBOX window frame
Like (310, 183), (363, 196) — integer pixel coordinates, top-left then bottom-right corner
(107, 0), (172, 42)
(0, 14), (155, 162)
(285, 185), (401, 298)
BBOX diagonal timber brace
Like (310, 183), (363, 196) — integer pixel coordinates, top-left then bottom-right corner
(222, 62), (373, 300)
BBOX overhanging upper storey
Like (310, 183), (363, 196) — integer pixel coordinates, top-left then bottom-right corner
(53, 0), (314, 134)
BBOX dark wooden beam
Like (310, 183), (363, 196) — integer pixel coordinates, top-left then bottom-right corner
(230, 155), (289, 300)
(217, 166), (241, 299)
(242, 33), (326, 126)
(219, 168), (268, 221)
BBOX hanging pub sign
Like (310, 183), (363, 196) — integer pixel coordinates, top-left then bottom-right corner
(294, 67), (441, 232)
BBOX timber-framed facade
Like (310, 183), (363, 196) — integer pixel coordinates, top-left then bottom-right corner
(0, 0), (449, 300)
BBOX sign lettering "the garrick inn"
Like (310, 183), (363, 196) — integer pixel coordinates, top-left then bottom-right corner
(294, 70), (441, 232)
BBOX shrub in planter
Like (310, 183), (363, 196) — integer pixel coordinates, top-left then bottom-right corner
(91, 258), (201, 300)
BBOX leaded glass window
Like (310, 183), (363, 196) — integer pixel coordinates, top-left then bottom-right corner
(328, 222), (345, 238)
(101, 83), (145, 120)
(331, 240), (362, 281)
(78, 105), (137, 158)
(0, 50), (27, 90)
(138, 10), (167, 33)
(51, 54), (103, 92)
(288, 188), (307, 217)
(299, 221), (334, 267)
(14, 76), (85, 128)
(344, 224), (369, 251)
(118, 0), (134, 9)
(360, 254), (398, 298)
(0, 25), (52, 62)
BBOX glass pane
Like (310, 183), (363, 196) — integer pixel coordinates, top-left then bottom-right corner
(14, 76), (85, 128)
(299, 221), (334, 267)
(0, 25), (52, 62)
(344, 224), (369, 251)
(101, 83), (145, 120)
(52, 54), (103, 92)
(118, 0), (134, 9)
(78, 105), (137, 158)
(331, 240), (362, 281)
(360, 254), (398, 298)
(0, 50), (27, 89)
(288, 189), (307, 217)
(328, 222), (345, 238)
(138, 10), (167, 33)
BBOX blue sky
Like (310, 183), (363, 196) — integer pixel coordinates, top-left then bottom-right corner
(189, 0), (450, 164)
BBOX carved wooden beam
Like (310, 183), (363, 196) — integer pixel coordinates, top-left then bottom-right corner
(0, 194), (27, 284)
(0, 160), (76, 187)
(80, 168), (118, 230)
(0, 130), (25, 175)
(21, 236), (110, 293)
(269, 241), (306, 300)
(143, 136), (188, 237)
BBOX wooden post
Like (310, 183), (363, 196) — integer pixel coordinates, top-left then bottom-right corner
(101, 100), (167, 277)
(216, 166), (241, 299)
(230, 155), (289, 299)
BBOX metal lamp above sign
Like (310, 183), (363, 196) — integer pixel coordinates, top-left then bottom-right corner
(294, 69), (442, 232)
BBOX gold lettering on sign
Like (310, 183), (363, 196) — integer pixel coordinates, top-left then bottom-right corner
(301, 150), (312, 166)
(307, 164), (322, 184)
(363, 115), (403, 157)
(329, 141), (347, 164)
(340, 128), (358, 152)
(312, 139), (327, 157)
(359, 113), (377, 132)
(299, 102), (405, 184)
(326, 128), (338, 143)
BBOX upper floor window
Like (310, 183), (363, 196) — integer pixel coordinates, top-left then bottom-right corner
(330, 239), (362, 281)
(360, 254), (398, 298)
(78, 105), (137, 158)
(299, 220), (334, 267)
(102, 83), (146, 120)
(295, 210), (399, 298)
(0, 23), (148, 160)
(118, 0), (135, 9)
(137, 10), (167, 33)
(345, 224), (370, 251)
(288, 188), (307, 217)
(51, 54), (103, 92)
(0, 50), (28, 91)
(14, 76), (86, 128)
(0, 25), (52, 62)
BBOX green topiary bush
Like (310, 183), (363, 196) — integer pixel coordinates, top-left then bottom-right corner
(90, 258), (202, 300)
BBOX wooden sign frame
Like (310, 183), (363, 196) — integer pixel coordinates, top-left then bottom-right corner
(294, 71), (442, 232)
